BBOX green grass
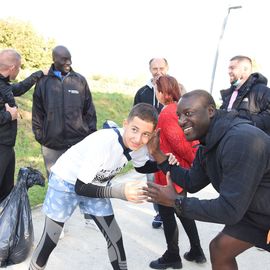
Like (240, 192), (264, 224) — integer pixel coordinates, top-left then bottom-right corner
(15, 89), (135, 207)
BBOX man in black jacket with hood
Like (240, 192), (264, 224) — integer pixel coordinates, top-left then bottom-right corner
(0, 49), (45, 202)
(144, 90), (270, 270)
(220, 55), (270, 135)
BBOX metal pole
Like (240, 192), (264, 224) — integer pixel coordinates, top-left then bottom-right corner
(210, 6), (242, 94)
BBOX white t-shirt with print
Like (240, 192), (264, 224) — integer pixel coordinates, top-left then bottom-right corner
(51, 128), (150, 186)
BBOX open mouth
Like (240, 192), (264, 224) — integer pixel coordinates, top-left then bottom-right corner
(183, 126), (193, 135)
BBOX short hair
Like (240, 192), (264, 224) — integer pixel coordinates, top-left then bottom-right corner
(181, 90), (216, 109)
(230, 55), (252, 65)
(52, 45), (70, 58)
(156, 75), (181, 103)
(149, 58), (168, 66)
(128, 103), (158, 128)
(0, 49), (21, 69)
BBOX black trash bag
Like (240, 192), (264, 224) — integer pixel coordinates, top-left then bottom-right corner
(0, 167), (45, 267)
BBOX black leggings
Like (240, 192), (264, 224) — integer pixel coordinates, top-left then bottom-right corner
(158, 204), (201, 255)
(29, 215), (127, 270)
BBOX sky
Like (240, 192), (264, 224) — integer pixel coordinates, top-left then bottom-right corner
(1, 0), (270, 100)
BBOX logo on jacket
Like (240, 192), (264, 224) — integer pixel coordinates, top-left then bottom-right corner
(68, 89), (79, 94)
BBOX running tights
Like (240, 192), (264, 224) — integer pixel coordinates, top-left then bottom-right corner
(29, 215), (127, 270)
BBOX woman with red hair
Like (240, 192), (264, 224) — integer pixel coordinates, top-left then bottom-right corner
(149, 75), (206, 269)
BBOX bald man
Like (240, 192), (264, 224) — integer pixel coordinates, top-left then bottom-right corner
(32, 45), (97, 178)
(0, 49), (45, 201)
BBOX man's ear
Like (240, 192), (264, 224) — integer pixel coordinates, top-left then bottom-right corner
(208, 104), (216, 118)
(123, 119), (128, 128)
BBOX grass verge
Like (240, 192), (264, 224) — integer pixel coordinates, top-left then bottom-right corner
(15, 90), (134, 207)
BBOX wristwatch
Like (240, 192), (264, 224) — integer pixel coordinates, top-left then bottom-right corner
(174, 195), (185, 217)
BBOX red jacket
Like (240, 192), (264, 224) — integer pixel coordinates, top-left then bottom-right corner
(154, 103), (198, 192)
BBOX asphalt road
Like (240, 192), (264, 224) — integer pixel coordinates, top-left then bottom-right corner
(7, 170), (270, 270)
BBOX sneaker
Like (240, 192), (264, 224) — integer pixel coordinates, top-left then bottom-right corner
(149, 251), (182, 269)
(152, 214), (163, 229)
(183, 246), (206, 263)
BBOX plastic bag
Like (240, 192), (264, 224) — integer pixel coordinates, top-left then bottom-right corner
(0, 167), (45, 267)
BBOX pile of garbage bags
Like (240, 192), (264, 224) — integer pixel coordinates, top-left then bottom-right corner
(0, 167), (45, 267)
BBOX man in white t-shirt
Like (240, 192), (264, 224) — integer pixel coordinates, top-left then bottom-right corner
(29, 103), (176, 270)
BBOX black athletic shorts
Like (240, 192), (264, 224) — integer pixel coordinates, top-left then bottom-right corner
(223, 219), (270, 252)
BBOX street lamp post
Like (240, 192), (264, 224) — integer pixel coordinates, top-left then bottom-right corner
(210, 5), (242, 94)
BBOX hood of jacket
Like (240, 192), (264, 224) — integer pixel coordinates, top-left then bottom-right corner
(203, 110), (252, 154)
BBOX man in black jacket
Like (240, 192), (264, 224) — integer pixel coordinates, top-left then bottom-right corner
(220, 55), (270, 135)
(144, 90), (270, 270)
(134, 58), (168, 114)
(0, 49), (45, 201)
(32, 45), (97, 177)
(32, 45), (97, 235)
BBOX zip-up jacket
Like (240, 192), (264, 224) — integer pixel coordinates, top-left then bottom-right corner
(159, 110), (270, 230)
(0, 71), (44, 146)
(220, 72), (270, 135)
(133, 81), (163, 113)
(32, 66), (97, 150)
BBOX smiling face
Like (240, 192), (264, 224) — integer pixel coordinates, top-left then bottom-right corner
(149, 58), (169, 81)
(53, 46), (72, 75)
(177, 94), (215, 141)
(122, 116), (155, 151)
(228, 57), (252, 85)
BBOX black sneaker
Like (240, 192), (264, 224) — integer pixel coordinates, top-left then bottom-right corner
(152, 214), (163, 229)
(183, 246), (206, 263)
(149, 251), (182, 269)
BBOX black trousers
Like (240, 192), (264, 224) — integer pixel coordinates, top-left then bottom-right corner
(158, 204), (201, 256)
(0, 145), (15, 202)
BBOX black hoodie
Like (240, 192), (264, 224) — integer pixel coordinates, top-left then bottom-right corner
(159, 111), (270, 230)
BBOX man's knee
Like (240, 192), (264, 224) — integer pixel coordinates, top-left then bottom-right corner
(209, 233), (226, 262)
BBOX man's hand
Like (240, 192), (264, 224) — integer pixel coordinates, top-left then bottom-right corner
(42, 68), (49, 76)
(147, 129), (167, 164)
(5, 103), (18, 120)
(124, 180), (147, 203)
(166, 153), (179, 166)
(142, 172), (178, 207)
